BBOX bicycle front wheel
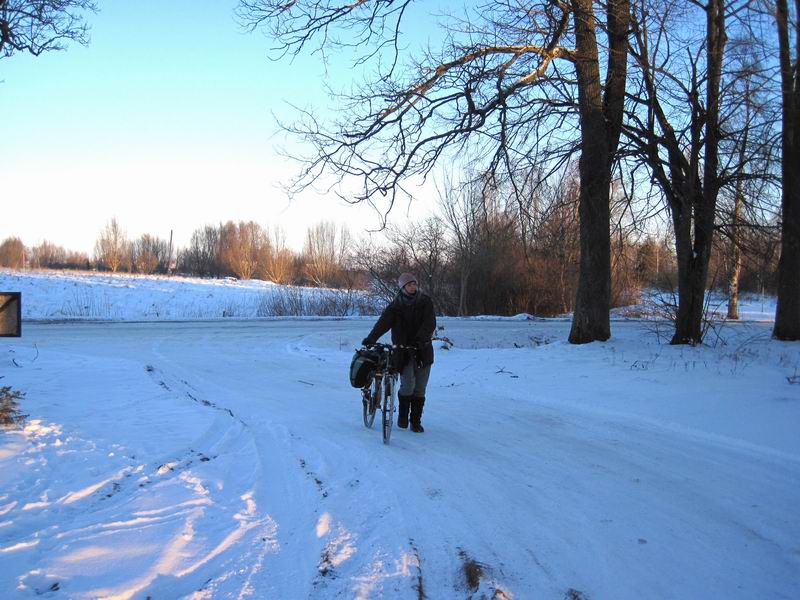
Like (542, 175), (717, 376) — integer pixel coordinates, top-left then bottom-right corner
(382, 374), (397, 444)
(363, 375), (380, 428)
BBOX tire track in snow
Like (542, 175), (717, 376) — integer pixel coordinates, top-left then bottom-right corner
(4, 404), (278, 599)
(145, 363), (246, 426)
(3, 335), (280, 599)
(135, 362), (287, 598)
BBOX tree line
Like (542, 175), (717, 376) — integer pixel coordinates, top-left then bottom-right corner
(0, 219), (355, 287)
(0, 172), (780, 317)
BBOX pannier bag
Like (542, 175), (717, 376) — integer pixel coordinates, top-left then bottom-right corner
(350, 348), (379, 388)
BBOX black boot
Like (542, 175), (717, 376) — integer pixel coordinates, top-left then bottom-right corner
(410, 396), (425, 433)
(397, 395), (411, 429)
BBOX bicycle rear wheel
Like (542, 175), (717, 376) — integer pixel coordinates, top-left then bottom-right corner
(363, 375), (380, 428)
(382, 374), (397, 444)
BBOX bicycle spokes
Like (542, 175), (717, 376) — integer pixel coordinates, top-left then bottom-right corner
(382, 375), (396, 444)
(362, 377), (379, 429)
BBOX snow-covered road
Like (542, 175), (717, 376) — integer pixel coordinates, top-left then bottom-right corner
(2, 320), (798, 599)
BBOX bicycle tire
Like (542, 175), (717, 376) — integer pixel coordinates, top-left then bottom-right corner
(382, 374), (397, 444)
(363, 374), (380, 428)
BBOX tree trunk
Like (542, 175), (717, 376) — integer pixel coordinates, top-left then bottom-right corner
(568, 57), (611, 342)
(560, 254), (568, 315)
(671, 195), (706, 344)
(773, 0), (800, 340)
(458, 266), (469, 317)
(727, 150), (748, 321)
(727, 190), (742, 320)
(672, 185), (718, 344)
(727, 78), (750, 321)
(775, 162), (800, 339)
(568, 0), (628, 344)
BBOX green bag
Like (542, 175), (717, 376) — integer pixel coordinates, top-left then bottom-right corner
(349, 348), (379, 388)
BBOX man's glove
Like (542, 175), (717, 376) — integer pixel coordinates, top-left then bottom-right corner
(362, 338), (372, 347)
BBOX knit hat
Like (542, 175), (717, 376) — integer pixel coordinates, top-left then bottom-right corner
(397, 272), (418, 289)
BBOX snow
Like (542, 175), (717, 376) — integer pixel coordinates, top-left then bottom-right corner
(1, 270), (799, 599)
(0, 269), (375, 321)
(610, 289), (778, 323)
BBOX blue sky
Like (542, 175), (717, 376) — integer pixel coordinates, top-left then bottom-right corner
(1, 0), (438, 254)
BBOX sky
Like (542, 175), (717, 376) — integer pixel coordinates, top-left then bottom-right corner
(1, 0), (440, 255)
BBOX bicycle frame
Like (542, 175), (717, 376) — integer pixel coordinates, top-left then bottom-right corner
(359, 343), (414, 445)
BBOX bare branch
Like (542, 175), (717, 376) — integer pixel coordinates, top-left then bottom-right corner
(0, 0), (97, 59)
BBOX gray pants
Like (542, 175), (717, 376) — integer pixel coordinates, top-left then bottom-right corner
(399, 361), (431, 397)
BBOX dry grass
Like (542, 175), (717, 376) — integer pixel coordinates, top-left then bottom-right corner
(458, 549), (485, 592)
(0, 385), (26, 427)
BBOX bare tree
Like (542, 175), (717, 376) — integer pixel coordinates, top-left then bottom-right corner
(0, 0), (97, 59)
(180, 225), (222, 277)
(131, 234), (169, 275)
(635, 233), (676, 288)
(722, 74), (759, 319)
(29, 241), (90, 270)
(469, 204), (529, 315)
(536, 173), (582, 314)
(94, 218), (128, 273)
(624, 0), (728, 344)
(624, 0), (785, 342)
(263, 226), (295, 284)
(387, 217), (449, 302)
(217, 221), (238, 277)
(726, 111), (749, 320)
(0, 237), (25, 268)
(303, 221), (351, 287)
(438, 173), (482, 316)
(239, 0), (630, 344)
(706, 26), (780, 320)
(64, 249), (90, 270)
(773, 0), (800, 339)
(496, 165), (582, 315)
(29, 240), (65, 268)
(219, 221), (270, 280)
(352, 238), (412, 304)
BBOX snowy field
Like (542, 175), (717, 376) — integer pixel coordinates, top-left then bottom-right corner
(0, 268), (778, 323)
(1, 270), (799, 599)
(0, 270), (376, 320)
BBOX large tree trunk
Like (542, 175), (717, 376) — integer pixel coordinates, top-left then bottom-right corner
(671, 187), (713, 344)
(569, 147), (612, 343)
(568, 0), (628, 344)
(773, 0), (800, 340)
(671, 177), (720, 344)
(670, 236), (708, 344)
(672, 198), (693, 342)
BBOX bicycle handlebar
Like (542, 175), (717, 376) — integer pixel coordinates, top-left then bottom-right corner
(361, 342), (417, 352)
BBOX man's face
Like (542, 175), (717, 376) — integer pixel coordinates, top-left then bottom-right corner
(403, 281), (418, 294)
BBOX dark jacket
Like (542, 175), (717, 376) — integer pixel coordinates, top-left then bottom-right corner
(365, 291), (436, 367)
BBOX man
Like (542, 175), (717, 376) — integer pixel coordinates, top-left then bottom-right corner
(362, 273), (436, 432)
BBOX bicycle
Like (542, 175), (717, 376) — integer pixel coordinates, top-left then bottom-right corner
(360, 342), (414, 445)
